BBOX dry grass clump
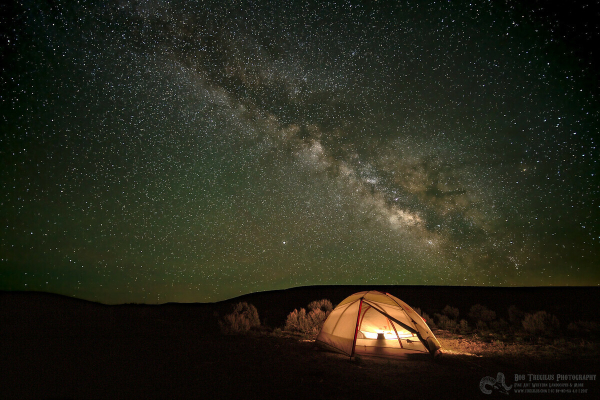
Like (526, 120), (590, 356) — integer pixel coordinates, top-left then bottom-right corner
(219, 302), (260, 334)
(284, 299), (333, 336)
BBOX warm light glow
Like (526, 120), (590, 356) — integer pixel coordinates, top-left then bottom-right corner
(361, 330), (413, 340)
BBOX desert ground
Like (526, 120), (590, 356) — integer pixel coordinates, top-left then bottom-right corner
(1, 286), (599, 399)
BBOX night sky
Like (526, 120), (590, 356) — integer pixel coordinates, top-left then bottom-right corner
(1, 0), (599, 303)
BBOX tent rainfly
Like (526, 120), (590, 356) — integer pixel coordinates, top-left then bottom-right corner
(316, 291), (442, 359)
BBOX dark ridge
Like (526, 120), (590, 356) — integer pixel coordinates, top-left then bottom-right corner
(2, 285), (599, 333)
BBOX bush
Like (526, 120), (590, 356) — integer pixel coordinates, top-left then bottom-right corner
(476, 320), (488, 331)
(442, 305), (459, 320)
(284, 299), (332, 336)
(508, 305), (524, 327)
(459, 319), (470, 333)
(308, 299), (333, 313)
(434, 313), (445, 328)
(567, 320), (600, 336)
(435, 313), (457, 331)
(446, 319), (458, 332)
(285, 308), (310, 333)
(423, 312), (436, 329)
(522, 311), (560, 335)
(490, 318), (509, 331)
(468, 304), (496, 323)
(414, 307), (436, 329)
(219, 302), (260, 334)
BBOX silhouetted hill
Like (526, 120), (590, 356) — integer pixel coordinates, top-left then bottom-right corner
(2, 286), (599, 334)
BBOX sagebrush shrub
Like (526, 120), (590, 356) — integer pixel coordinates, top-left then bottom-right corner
(414, 307), (435, 329)
(422, 312), (435, 329)
(284, 299), (332, 336)
(490, 318), (509, 331)
(219, 302), (260, 334)
(508, 305), (524, 327)
(308, 299), (333, 313)
(435, 314), (448, 329)
(435, 314), (458, 331)
(567, 320), (600, 336)
(442, 305), (460, 320)
(476, 320), (488, 331)
(522, 311), (559, 335)
(468, 304), (496, 323)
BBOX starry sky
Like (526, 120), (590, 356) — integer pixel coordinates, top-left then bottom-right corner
(1, 0), (599, 303)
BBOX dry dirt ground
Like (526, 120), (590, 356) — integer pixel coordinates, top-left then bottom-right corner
(1, 292), (599, 399)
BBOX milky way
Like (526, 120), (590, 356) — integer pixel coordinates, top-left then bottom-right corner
(1, 0), (598, 303)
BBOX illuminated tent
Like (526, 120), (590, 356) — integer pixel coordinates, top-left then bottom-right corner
(316, 290), (442, 358)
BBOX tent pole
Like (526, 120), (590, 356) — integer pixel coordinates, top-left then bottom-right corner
(350, 299), (363, 358)
(388, 318), (403, 349)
